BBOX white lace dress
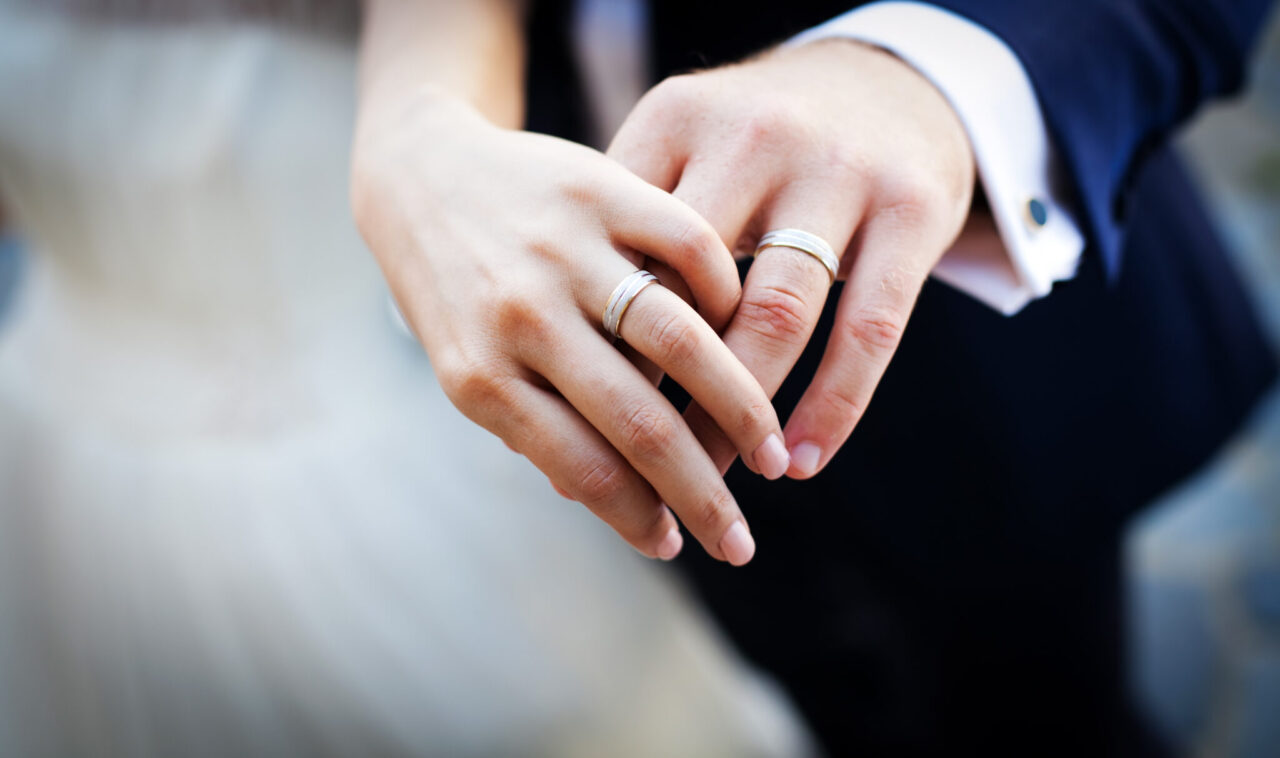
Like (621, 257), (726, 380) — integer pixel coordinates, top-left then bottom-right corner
(0, 3), (810, 756)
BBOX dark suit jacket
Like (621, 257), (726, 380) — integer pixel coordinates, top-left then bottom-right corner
(527, 2), (1278, 755)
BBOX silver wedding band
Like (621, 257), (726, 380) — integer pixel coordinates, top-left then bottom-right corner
(754, 228), (840, 284)
(602, 269), (659, 339)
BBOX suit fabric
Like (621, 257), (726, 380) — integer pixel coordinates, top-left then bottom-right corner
(527, 1), (1278, 754)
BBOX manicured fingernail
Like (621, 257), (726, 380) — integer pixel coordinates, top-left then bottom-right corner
(752, 433), (790, 480)
(789, 442), (822, 478)
(719, 521), (756, 566)
(656, 529), (683, 561)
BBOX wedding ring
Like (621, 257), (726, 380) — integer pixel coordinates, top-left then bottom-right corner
(754, 228), (840, 284)
(602, 269), (659, 339)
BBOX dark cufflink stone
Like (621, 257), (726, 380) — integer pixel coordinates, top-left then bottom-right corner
(1025, 197), (1048, 230)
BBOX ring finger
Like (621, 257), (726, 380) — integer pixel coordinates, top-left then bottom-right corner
(607, 269), (792, 480)
(685, 184), (868, 473)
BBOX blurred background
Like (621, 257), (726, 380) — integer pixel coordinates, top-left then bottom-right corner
(1125, 14), (1280, 758)
(0, 3), (1277, 758)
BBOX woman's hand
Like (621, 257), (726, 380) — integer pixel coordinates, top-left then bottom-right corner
(609, 39), (976, 479)
(351, 88), (788, 565)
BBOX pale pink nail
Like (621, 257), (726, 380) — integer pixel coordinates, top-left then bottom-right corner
(719, 521), (756, 566)
(789, 442), (822, 478)
(752, 433), (790, 480)
(656, 529), (683, 561)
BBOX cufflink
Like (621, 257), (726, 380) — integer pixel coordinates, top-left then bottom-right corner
(1024, 197), (1048, 231)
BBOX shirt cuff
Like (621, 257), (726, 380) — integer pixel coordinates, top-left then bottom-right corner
(789, 1), (1085, 315)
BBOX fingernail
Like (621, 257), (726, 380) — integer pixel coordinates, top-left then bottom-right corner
(789, 442), (822, 478)
(719, 521), (756, 566)
(656, 528), (683, 561)
(752, 433), (791, 480)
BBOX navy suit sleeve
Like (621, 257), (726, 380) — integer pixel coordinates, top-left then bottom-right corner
(925, 0), (1275, 279)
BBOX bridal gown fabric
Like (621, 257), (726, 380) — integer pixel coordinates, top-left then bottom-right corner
(0, 5), (811, 756)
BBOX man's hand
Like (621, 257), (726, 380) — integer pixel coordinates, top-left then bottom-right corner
(609, 39), (975, 478)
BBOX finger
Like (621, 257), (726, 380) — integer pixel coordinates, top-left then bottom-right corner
(488, 377), (685, 560)
(645, 258), (694, 306)
(618, 342), (663, 387)
(619, 259), (695, 388)
(617, 161), (767, 402)
(671, 161), (772, 259)
(616, 279), (791, 480)
(782, 212), (938, 478)
(606, 99), (687, 192)
(524, 324), (756, 566)
(685, 186), (868, 474)
(601, 175), (741, 331)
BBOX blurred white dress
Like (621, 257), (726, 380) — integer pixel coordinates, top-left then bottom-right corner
(0, 3), (810, 756)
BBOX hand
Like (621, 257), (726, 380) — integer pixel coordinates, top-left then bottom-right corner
(350, 87), (788, 564)
(609, 39), (975, 477)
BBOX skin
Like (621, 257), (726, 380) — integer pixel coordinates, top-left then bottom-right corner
(350, 0), (790, 565)
(608, 39), (976, 480)
(351, 3), (976, 565)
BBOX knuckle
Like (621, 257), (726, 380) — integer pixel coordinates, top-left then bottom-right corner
(438, 358), (514, 416)
(667, 219), (722, 264)
(878, 260), (926, 302)
(690, 487), (737, 534)
(492, 286), (555, 343)
(576, 458), (628, 508)
(845, 304), (906, 353)
(641, 509), (672, 543)
(435, 361), (471, 404)
(618, 404), (678, 463)
(647, 312), (702, 366)
(734, 399), (774, 440)
(624, 514), (672, 557)
(628, 76), (698, 132)
(737, 284), (813, 343)
(823, 142), (872, 185)
(741, 103), (806, 149)
(649, 74), (699, 109)
(558, 168), (608, 212)
(879, 179), (946, 225)
(818, 385), (866, 428)
(576, 459), (668, 549)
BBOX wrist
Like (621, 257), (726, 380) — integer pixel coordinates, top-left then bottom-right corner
(350, 85), (487, 252)
(356, 83), (483, 148)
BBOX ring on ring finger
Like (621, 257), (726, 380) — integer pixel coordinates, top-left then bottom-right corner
(754, 228), (839, 284)
(603, 269), (660, 339)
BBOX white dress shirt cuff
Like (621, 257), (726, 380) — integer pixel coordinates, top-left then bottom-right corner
(789, 1), (1085, 315)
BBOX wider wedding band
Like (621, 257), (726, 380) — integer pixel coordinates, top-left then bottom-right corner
(754, 228), (840, 284)
(602, 269), (659, 339)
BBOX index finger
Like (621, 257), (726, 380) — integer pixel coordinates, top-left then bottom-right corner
(617, 280), (792, 480)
